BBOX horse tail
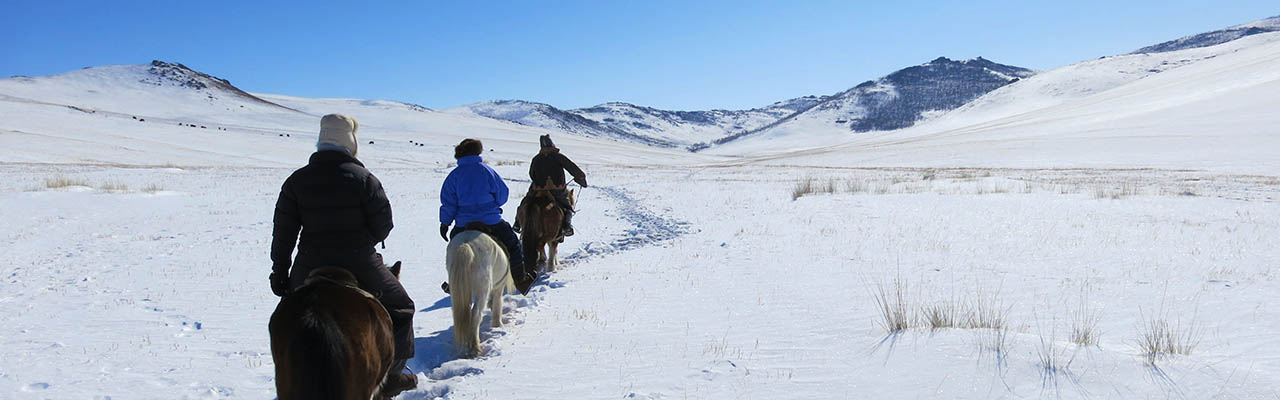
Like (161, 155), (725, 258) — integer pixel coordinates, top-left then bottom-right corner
(521, 201), (542, 273)
(292, 300), (348, 400)
(447, 235), (482, 356)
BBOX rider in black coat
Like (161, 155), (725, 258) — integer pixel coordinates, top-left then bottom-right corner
(269, 114), (417, 392)
(517, 134), (587, 236)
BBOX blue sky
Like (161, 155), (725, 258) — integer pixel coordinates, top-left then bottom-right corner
(2, 1), (1275, 110)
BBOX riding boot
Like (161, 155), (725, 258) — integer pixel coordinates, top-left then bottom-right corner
(561, 209), (575, 237)
(513, 259), (535, 295)
(382, 358), (418, 396)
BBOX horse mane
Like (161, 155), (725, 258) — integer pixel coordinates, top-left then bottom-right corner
(290, 287), (350, 400)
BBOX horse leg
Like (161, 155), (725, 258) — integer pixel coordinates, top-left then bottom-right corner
(547, 242), (558, 272)
(489, 285), (503, 328)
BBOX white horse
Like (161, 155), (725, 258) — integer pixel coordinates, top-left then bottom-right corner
(445, 230), (517, 357)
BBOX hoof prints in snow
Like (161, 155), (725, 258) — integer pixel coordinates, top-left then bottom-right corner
(562, 185), (689, 265)
(409, 185), (689, 397)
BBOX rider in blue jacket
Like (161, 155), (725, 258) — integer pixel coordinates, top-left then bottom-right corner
(439, 138), (533, 294)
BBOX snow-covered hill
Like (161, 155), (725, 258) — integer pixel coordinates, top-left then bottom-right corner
(720, 57), (1034, 145)
(1131, 15), (1280, 54)
(451, 57), (1029, 150)
(449, 96), (827, 150)
(0, 61), (707, 168)
(716, 29), (1280, 174)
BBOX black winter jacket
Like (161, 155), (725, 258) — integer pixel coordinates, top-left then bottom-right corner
(271, 151), (393, 272)
(529, 148), (586, 188)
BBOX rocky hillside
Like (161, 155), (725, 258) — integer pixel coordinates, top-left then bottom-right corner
(452, 58), (1030, 151)
(1131, 15), (1280, 54)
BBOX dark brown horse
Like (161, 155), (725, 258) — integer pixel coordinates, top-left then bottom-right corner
(269, 262), (402, 400)
(518, 188), (576, 272)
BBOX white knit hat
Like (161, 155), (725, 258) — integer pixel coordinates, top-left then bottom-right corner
(317, 114), (359, 157)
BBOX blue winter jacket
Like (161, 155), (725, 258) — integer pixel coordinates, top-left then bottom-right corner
(440, 155), (509, 226)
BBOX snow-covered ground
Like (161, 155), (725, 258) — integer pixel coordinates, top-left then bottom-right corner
(3, 163), (1278, 398)
(3, 20), (1280, 400)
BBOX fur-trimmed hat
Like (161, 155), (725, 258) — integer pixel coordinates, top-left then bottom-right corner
(454, 138), (483, 159)
(317, 114), (359, 157)
(539, 134), (556, 149)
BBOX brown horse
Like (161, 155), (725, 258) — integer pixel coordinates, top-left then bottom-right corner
(519, 188), (576, 272)
(269, 262), (402, 400)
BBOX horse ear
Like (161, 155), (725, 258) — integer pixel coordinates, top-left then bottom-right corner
(389, 261), (402, 279)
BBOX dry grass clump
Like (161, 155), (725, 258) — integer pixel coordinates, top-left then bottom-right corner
(967, 287), (1010, 330)
(791, 177), (839, 200)
(922, 298), (962, 330)
(872, 275), (915, 334)
(1069, 285), (1101, 346)
(99, 182), (129, 191)
(1136, 311), (1201, 365)
(871, 276), (1014, 336)
(1036, 323), (1077, 381)
(45, 177), (89, 189)
(1093, 183), (1142, 199)
(142, 184), (164, 193)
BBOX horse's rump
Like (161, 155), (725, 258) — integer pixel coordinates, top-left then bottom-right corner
(270, 267), (395, 400)
(446, 231), (515, 357)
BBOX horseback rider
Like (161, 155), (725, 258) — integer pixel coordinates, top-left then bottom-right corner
(439, 138), (536, 295)
(514, 134), (587, 236)
(269, 114), (418, 393)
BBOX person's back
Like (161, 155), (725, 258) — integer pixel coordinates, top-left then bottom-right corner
(269, 114), (417, 394)
(529, 135), (586, 190)
(278, 151), (390, 252)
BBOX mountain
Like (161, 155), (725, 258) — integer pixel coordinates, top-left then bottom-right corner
(448, 100), (682, 148)
(453, 58), (1029, 151)
(449, 96), (827, 150)
(716, 57), (1033, 146)
(1131, 15), (1280, 54)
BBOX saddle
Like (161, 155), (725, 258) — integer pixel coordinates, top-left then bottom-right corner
(454, 222), (512, 261)
(296, 267), (380, 301)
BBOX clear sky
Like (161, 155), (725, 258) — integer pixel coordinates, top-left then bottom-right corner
(2, 1), (1275, 111)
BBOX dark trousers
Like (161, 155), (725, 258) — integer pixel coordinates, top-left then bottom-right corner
(289, 248), (415, 360)
(450, 220), (526, 278)
(548, 189), (572, 211)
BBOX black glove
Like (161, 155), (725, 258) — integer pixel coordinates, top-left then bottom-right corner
(269, 272), (290, 297)
(574, 177), (588, 188)
(440, 224), (450, 242)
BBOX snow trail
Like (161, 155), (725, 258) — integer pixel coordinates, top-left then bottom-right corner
(404, 183), (690, 396)
(559, 185), (690, 266)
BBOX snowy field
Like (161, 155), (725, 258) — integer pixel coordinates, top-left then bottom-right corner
(2, 162), (1277, 399)
(2, 22), (1279, 400)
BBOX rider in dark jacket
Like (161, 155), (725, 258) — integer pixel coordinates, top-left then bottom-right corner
(516, 134), (587, 236)
(269, 114), (417, 392)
